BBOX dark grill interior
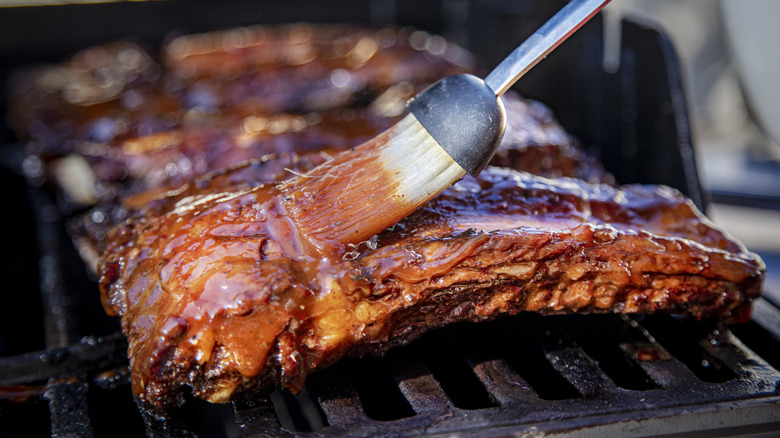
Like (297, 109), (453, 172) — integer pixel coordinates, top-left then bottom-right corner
(1, 1), (780, 436)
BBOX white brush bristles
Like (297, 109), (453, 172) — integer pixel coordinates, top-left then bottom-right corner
(281, 112), (467, 248)
(381, 113), (466, 205)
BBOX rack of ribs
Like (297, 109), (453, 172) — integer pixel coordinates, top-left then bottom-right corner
(99, 162), (764, 408)
(9, 25), (475, 204)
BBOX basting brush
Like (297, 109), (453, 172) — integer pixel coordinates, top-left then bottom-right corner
(280, 0), (610, 250)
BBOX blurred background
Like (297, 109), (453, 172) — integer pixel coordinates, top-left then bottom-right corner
(604, 0), (780, 303)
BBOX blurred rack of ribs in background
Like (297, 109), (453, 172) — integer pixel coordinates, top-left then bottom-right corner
(9, 23), (610, 273)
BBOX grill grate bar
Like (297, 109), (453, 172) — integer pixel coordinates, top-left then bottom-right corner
(701, 333), (751, 373)
(44, 377), (93, 437)
(442, 322), (541, 406)
(408, 331), (499, 411)
(619, 341), (694, 388)
(546, 347), (618, 397)
(560, 313), (660, 391)
(266, 386), (327, 434)
(310, 367), (371, 428)
(392, 363), (452, 415)
(233, 398), (293, 438)
(702, 332), (780, 388)
(470, 358), (538, 406)
(136, 400), (199, 438)
(639, 316), (741, 383)
(0, 333), (127, 387)
(31, 189), (72, 350)
(291, 316), (779, 437)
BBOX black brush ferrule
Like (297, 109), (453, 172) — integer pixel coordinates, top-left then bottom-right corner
(408, 74), (506, 176)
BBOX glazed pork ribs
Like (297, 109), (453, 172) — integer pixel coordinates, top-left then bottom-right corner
(9, 25), (474, 206)
(98, 163), (764, 408)
(70, 92), (610, 272)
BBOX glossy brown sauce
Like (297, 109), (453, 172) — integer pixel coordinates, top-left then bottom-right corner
(101, 181), (350, 398)
(99, 164), (764, 407)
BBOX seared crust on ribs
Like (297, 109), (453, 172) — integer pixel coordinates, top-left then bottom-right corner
(98, 166), (764, 408)
(70, 93), (610, 272)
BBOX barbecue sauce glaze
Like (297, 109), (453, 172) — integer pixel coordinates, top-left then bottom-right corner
(99, 165), (764, 408)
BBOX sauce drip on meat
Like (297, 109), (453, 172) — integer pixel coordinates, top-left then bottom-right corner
(99, 166), (764, 408)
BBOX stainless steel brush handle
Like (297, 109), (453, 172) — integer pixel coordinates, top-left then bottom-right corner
(485, 0), (611, 96)
(410, 0), (610, 176)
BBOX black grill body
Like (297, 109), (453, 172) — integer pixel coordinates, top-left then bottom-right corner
(1, 1), (779, 436)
